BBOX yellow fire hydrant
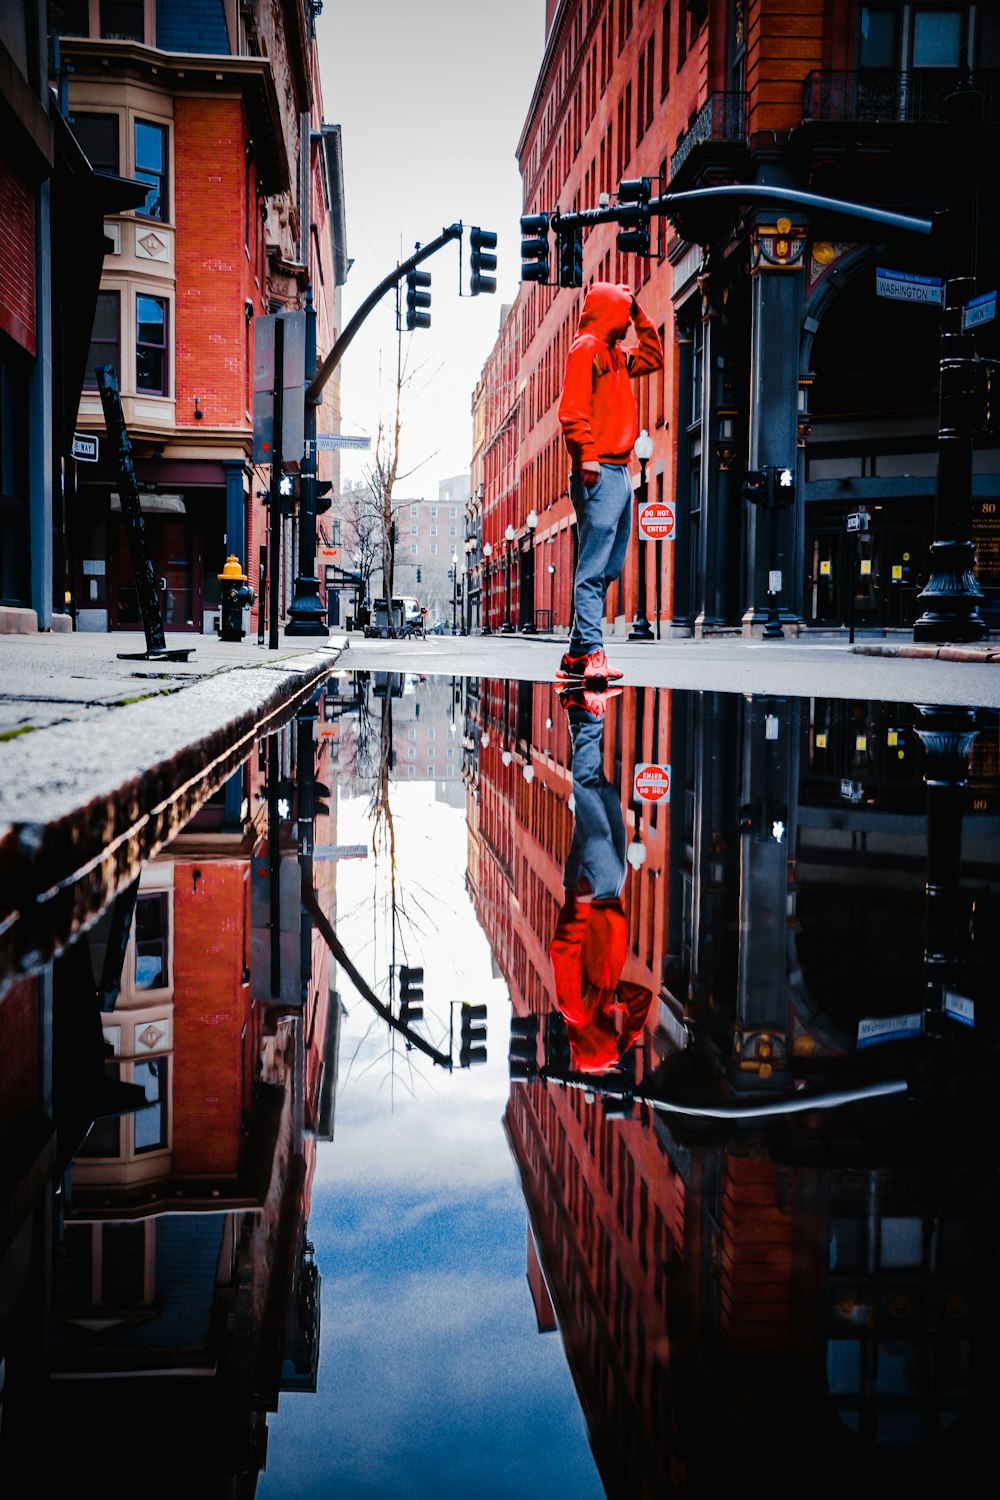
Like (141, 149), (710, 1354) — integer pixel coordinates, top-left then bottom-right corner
(218, 555), (256, 642)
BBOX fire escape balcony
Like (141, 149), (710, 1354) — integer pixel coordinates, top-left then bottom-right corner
(802, 69), (1000, 125)
(670, 92), (748, 180)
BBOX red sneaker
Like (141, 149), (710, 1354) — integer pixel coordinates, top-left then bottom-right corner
(581, 647), (622, 682)
(556, 651), (589, 681)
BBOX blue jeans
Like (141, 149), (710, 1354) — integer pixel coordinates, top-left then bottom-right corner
(564, 706), (627, 900)
(568, 464), (632, 654)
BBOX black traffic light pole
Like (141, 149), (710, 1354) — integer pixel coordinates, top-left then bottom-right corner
(305, 224), (463, 405)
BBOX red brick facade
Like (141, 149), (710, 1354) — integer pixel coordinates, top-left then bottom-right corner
(174, 97), (266, 431)
(0, 156), (36, 355)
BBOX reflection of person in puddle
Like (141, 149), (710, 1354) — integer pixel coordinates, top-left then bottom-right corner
(549, 686), (653, 1073)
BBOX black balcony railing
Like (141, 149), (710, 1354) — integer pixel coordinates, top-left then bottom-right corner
(670, 92), (748, 178)
(803, 69), (1000, 125)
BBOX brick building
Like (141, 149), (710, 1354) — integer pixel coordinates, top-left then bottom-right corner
(477, 0), (1000, 644)
(51, 0), (347, 637)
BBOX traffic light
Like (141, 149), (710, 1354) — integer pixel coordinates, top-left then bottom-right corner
(770, 466), (795, 506)
(416, 566), (422, 583)
(405, 268), (431, 330)
(743, 468), (770, 507)
(616, 177), (651, 257)
(544, 1011), (571, 1073)
(316, 479), (333, 515)
(519, 212), (550, 283)
(508, 1014), (539, 1082)
(556, 221), (584, 288)
(469, 226), (498, 295)
(458, 1002), (487, 1067)
(399, 965), (424, 1024)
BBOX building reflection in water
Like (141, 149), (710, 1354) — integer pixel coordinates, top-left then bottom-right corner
(2, 669), (999, 1492)
(465, 676), (1000, 1493)
(0, 684), (343, 1485)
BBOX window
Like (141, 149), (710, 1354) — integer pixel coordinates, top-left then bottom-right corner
(101, 0), (144, 39)
(84, 290), (120, 389)
(410, 505), (418, 516)
(430, 543), (438, 555)
(450, 506), (457, 517)
(409, 543), (418, 554)
(661, 2), (671, 96)
(136, 294), (167, 393)
(134, 119), (167, 219)
(430, 525), (438, 536)
(72, 112), (120, 174)
(134, 890), (169, 988)
(449, 525), (457, 537)
(410, 524), (418, 534)
(134, 1059), (167, 1152)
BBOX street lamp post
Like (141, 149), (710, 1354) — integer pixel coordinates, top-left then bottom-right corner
(450, 550), (458, 634)
(629, 429), (655, 642)
(481, 542), (493, 634)
(521, 509), (538, 632)
(501, 523), (515, 633)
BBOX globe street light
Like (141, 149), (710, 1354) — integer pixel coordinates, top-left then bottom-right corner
(521, 509), (538, 633)
(481, 542), (493, 634)
(501, 523), (516, 633)
(629, 429), (655, 642)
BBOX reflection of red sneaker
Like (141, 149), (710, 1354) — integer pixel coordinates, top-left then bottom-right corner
(558, 684), (623, 719)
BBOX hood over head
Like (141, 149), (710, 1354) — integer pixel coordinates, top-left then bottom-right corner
(577, 281), (633, 344)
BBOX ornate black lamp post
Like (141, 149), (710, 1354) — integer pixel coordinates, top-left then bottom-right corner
(481, 542), (492, 634)
(521, 509), (538, 632)
(629, 428), (655, 641)
(500, 523), (516, 633)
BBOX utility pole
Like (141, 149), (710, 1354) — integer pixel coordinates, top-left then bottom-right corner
(913, 82), (987, 643)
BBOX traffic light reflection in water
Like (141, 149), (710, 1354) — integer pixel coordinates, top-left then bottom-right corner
(2, 671), (999, 1495)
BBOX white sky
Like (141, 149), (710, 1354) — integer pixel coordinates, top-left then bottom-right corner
(316, 0), (545, 500)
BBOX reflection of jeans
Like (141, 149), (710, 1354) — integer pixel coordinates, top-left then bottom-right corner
(569, 463), (632, 654)
(564, 708), (627, 901)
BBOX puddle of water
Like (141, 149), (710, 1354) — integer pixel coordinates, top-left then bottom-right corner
(1, 671), (998, 1491)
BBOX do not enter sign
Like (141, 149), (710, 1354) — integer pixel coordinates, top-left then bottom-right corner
(633, 762), (671, 803)
(638, 500), (675, 542)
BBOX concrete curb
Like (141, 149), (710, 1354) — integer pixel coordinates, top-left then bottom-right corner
(0, 644), (345, 999)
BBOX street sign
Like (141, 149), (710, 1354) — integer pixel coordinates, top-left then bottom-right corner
(875, 267), (943, 305)
(857, 1013), (923, 1047)
(71, 432), (99, 462)
(962, 290), (996, 331)
(313, 844), (368, 861)
(315, 433), (371, 451)
(633, 762), (671, 803)
(253, 312), (306, 464)
(638, 499), (675, 542)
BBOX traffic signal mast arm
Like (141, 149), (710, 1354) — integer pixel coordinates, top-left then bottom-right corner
(300, 878), (452, 1069)
(549, 185), (933, 242)
(305, 222), (463, 403)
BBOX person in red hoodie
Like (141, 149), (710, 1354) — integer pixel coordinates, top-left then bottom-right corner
(556, 282), (663, 684)
(548, 682), (653, 1073)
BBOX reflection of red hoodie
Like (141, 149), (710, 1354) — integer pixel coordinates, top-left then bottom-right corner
(557, 282), (663, 472)
(549, 894), (654, 1072)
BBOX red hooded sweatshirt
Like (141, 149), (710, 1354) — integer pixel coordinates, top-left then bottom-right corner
(549, 894), (654, 1072)
(557, 282), (663, 473)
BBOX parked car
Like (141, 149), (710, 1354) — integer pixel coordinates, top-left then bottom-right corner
(426, 619), (447, 634)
